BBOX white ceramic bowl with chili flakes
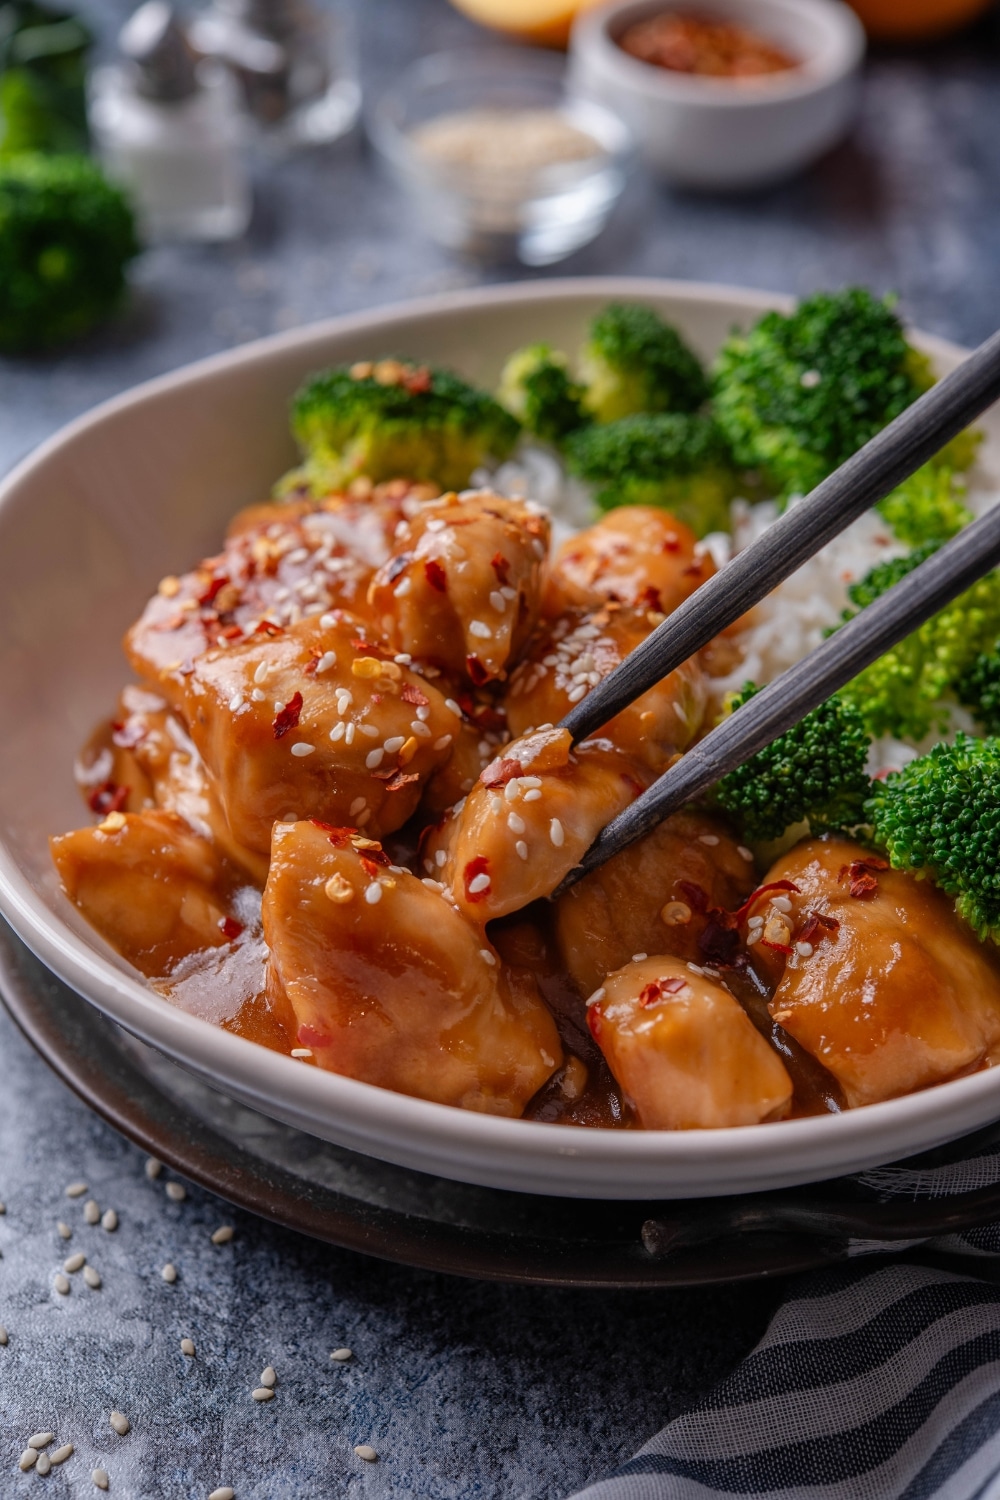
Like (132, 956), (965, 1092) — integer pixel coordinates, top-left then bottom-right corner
(2, 277), (1000, 1200)
(568, 0), (865, 189)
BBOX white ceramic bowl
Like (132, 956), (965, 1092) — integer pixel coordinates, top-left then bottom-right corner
(2, 277), (999, 1201)
(568, 0), (866, 190)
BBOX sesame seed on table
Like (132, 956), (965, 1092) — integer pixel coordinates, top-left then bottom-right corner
(1, 0), (999, 1492)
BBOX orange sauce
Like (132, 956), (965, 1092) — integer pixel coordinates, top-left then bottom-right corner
(618, 12), (799, 79)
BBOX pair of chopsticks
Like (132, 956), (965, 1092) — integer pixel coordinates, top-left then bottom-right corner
(554, 327), (1000, 894)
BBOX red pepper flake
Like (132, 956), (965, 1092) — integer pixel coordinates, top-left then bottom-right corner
(639, 981), (662, 1007)
(401, 682), (430, 707)
(662, 534), (681, 554)
(731, 880), (801, 925)
(481, 756), (524, 789)
(197, 575), (229, 607)
(840, 857), (889, 900)
(220, 624), (244, 641)
(254, 620), (285, 637)
(677, 879), (709, 914)
(302, 653), (321, 675)
(403, 365), (432, 395)
(309, 820), (356, 847)
(698, 914), (741, 966)
(639, 976), (688, 1007)
(638, 584), (663, 613)
(464, 854), (491, 903)
(491, 552), (511, 586)
(88, 781), (129, 815)
(797, 910), (841, 945)
(761, 938), (794, 956)
(272, 691), (303, 740)
(466, 654), (490, 687)
(111, 719), (147, 750)
(424, 559), (447, 593)
(350, 636), (394, 659)
(297, 1023), (331, 1048)
(359, 855), (382, 878)
(372, 768), (421, 792)
(218, 915), (244, 941)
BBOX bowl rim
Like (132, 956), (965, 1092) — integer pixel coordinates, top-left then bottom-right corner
(570, 0), (867, 108)
(3, 272), (998, 1200)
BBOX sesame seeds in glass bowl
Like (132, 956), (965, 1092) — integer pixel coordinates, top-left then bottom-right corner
(368, 49), (632, 267)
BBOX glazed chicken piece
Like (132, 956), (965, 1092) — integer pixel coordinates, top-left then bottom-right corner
(587, 956), (793, 1129)
(125, 483), (427, 704)
(506, 603), (708, 775)
(544, 506), (714, 619)
(423, 725), (643, 925)
(179, 613), (459, 854)
(262, 820), (562, 1113)
(367, 489), (549, 686)
(751, 837), (1000, 1108)
(553, 810), (757, 997)
(50, 810), (244, 977)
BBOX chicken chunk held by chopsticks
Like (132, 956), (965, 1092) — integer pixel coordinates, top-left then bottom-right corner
(263, 821), (562, 1114)
(553, 810), (757, 998)
(179, 613), (459, 854)
(544, 505), (714, 619)
(587, 957), (793, 1129)
(367, 489), (549, 686)
(423, 726), (643, 924)
(751, 837), (1000, 1108)
(506, 604), (708, 775)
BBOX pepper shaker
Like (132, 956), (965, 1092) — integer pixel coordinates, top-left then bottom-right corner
(89, 1), (251, 242)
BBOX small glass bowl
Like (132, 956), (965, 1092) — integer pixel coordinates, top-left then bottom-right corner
(368, 49), (632, 267)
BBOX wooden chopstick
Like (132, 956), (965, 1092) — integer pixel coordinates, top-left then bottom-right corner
(559, 327), (1000, 747)
(554, 497), (1000, 893)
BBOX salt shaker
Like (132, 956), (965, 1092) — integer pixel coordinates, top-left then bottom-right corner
(89, 1), (251, 242)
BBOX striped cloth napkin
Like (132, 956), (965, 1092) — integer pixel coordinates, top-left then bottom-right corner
(568, 1142), (1000, 1500)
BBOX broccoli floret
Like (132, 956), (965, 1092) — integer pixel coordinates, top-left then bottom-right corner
(838, 545), (1000, 740)
(285, 358), (521, 495)
(956, 645), (1000, 735)
(712, 288), (941, 504)
(496, 343), (588, 445)
(579, 303), (708, 424)
(0, 152), (138, 353)
(867, 735), (1000, 943)
(715, 684), (872, 844)
(875, 463), (973, 548)
(564, 412), (738, 537)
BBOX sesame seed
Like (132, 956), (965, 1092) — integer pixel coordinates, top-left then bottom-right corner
(320, 612), (337, 629)
(330, 1347), (353, 1361)
(365, 882), (383, 905)
(51, 1443), (74, 1465)
(504, 780), (520, 802)
(489, 794), (504, 815)
(698, 834), (720, 847)
(57, 1221), (71, 1239)
(747, 915), (764, 930)
(161, 1263), (177, 1283)
(165, 1181), (186, 1202)
(54, 1273), (70, 1294)
(253, 661), (269, 684)
(84, 1199), (100, 1224)
(228, 694), (244, 712)
(336, 690), (352, 714)
(515, 841), (528, 860)
(36, 1452), (52, 1476)
(383, 735), (405, 754)
(260, 1366), (277, 1387)
(251, 1387), (274, 1402)
(393, 576), (412, 598)
(480, 949), (496, 966)
(273, 699), (286, 714)
(434, 849), (447, 868)
(109, 1411), (130, 1436)
(19, 1450), (37, 1471)
(251, 688), (266, 702)
(354, 1445), (378, 1463)
(291, 1048), (313, 1059)
(410, 720), (432, 738)
(489, 591), (507, 612)
(316, 650), (338, 673)
(211, 1225), (234, 1245)
(330, 721), (345, 741)
(209, 1489), (235, 1500)
(468, 873), (491, 894)
(771, 896), (793, 913)
(359, 722), (379, 737)
(523, 788), (542, 802)
(469, 620), (491, 639)
(64, 1251), (85, 1272)
(366, 748), (384, 769)
(434, 734), (453, 751)
(738, 846), (754, 862)
(445, 698), (462, 716)
(290, 742), (315, 757)
(101, 1209), (118, 1232)
(796, 941), (814, 957)
(180, 1337), (195, 1356)
(65, 1182), (87, 1198)
(632, 952), (648, 962)
(549, 818), (565, 848)
(28, 1433), (54, 1449)
(93, 1468), (110, 1489)
(0, 1325), (7, 1345)
(345, 722), (355, 746)
(349, 796), (366, 816)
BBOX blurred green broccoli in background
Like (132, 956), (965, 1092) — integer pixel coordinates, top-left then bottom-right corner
(578, 302), (708, 424)
(875, 462), (975, 548)
(564, 411), (738, 537)
(496, 343), (588, 445)
(0, 152), (138, 352)
(284, 358), (521, 495)
(0, 0), (91, 156)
